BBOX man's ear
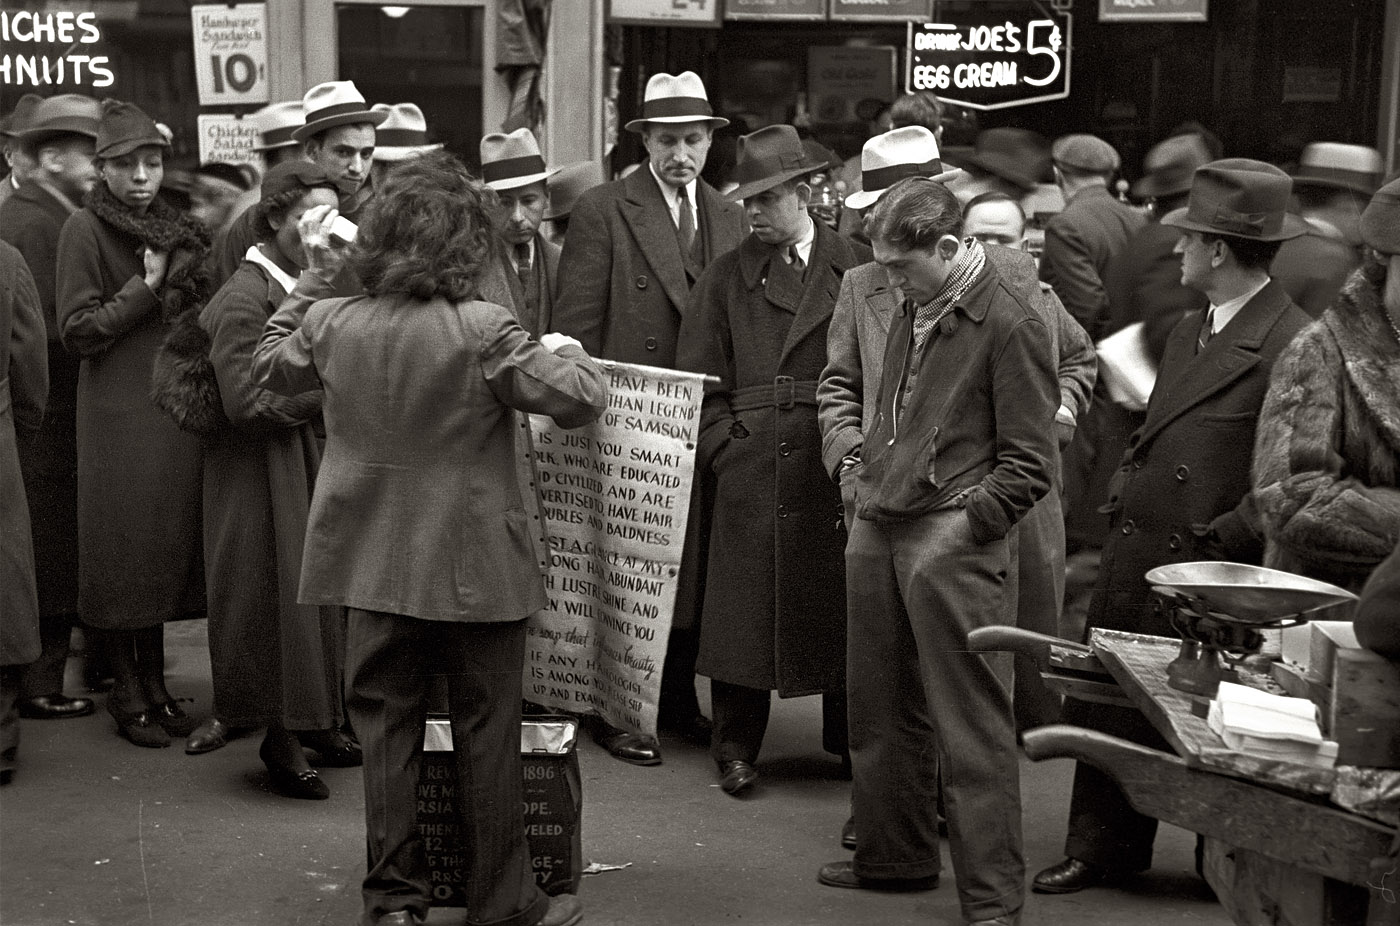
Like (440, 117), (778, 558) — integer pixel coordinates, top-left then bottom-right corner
(794, 181), (812, 208)
(936, 234), (961, 260)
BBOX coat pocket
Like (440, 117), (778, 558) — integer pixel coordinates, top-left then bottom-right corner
(856, 425), (940, 517)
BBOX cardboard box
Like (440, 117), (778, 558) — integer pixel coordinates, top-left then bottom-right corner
(418, 715), (582, 905)
(1307, 622), (1359, 687)
(1330, 647), (1400, 769)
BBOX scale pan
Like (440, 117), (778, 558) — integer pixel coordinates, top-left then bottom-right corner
(1145, 562), (1357, 622)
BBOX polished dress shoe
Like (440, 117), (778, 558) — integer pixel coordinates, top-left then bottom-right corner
(539, 893), (583, 926)
(186, 718), (233, 755)
(107, 701), (171, 748)
(817, 860), (938, 892)
(19, 693), (95, 720)
(967, 915), (1020, 926)
(374, 912), (421, 926)
(660, 712), (713, 746)
(151, 700), (200, 738)
(717, 759), (758, 796)
(298, 729), (363, 768)
(595, 727), (662, 766)
(261, 738), (330, 800)
(1031, 857), (1106, 894)
(840, 816), (856, 850)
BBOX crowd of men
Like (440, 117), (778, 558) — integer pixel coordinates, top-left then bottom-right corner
(2, 66), (1398, 926)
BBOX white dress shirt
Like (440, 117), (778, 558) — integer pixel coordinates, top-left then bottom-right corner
(1209, 277), (1271, 335)
(648, 164), (698, 232)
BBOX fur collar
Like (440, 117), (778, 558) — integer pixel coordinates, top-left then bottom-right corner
(1323, 267), (1400, 452)
(85, 182), (212, 323)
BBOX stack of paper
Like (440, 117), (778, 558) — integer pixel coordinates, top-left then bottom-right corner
(1207, 681), (1339, 769)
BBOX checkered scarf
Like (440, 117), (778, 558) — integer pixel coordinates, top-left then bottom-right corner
(912, 238), (986, 347)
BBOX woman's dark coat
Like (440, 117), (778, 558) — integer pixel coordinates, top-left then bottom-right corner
(677, 222), (870, 696)
(1253, 267), (1400, 592)
(55, 202), (203, 630)
(199, 257), (343, 729)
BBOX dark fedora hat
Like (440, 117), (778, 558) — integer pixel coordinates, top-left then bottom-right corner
(958, 127), (1049, 193)
(725, 125), (827, 202)
(94, 99), (169, 159)
(1, 93), (44, 139)
(544, 159), (607, 221)
(1360, 176), (1400, 254)
(1161, 158), (1309, 242)
(1131, 133), (1213, 200)
(16, 94), (102, 147)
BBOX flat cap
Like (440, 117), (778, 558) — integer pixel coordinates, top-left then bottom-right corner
(1360, 176), (1400, 254)
(1052, 133), (1120, 174)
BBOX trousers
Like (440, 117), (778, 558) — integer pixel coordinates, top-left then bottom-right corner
(709, 679), (848, 765)
(346, 608), (548, 926)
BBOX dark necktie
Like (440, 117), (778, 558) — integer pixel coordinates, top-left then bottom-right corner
(515, 242), (535, 320)
(1196, 308), (1216, 354)
(676, 185), (695, 254)
(788, 245), (805, 274)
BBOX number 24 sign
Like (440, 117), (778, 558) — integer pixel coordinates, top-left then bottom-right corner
(191, 3), (270, 106)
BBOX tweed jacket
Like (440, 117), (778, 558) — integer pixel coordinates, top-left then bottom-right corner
(503, 231), (561, 337)
(1039, 185), (1146, 341)
(251, 290), (608, 623)
(1088, 279), (1310, 636)
(1253, 268), (1400, 590)
(552, 168), (744, 365)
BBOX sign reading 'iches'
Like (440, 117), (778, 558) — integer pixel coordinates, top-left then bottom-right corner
(524, 362), (706, 738)
(906, 4), (1071, 111)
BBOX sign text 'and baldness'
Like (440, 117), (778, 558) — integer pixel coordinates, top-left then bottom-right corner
(525, 363), (705, 738)
(907, 4), (1071, 111)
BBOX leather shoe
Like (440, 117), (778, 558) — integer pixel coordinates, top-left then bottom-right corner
(152, 700), (200, 738)
(374, 912), (421, 926)
(1032, 857), (1106, 894)
(20, 693), (95, 720)
(186, 718), (233, 755)
(718, 759), (758, 795)
(840, 815), (856, 850)
(298, 729), (363, 767)
(817, 860), (938, 892)
(967, 916), (1019, 926)
(264, 762), (330, 800)
(660, 712), (713, 746)
(595, 728), (662, 766)
(538, 893), (583, 926)
(107, 702), (171, 748)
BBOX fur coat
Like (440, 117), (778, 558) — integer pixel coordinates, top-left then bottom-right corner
(1253, 265), (1400, 590)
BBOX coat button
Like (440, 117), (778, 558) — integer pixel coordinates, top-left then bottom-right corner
(779, 442), (791, 456)
(636, 275), (648, 289)
(1175, 464), (1190, 482)
(1121, 519), (1136, 535)
(1168, 533), (1182, 551)
(777, 504), (788, 518)
(644, 337), (657, 351)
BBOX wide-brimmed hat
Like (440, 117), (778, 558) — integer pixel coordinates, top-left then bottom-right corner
(545, 160), (606, 220)
(956, 127), (1049, 193)
(480, 128), (556, 192)
(1052, 133), (1120, 174)
(844, 126), (963, 211)
(95, 99), (169, 159)
(1132, 133), (1213, 200)
(16, 94), (102, 147)
(259, 160), (337, 201)
(249, 101), (304, 152)
(1360, 177), (1400, 254)
(1291, 142), (1385, 197)
(291, 81), (387, 143)
(1, 94), (44, 139)
(370, 103), (443, 162)
(624, 71), (729, 134)
(725, 125), (829, 202)
(1161, 158), (1309, 241)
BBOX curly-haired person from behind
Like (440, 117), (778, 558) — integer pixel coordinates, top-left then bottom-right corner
(252, 150), (606, 926)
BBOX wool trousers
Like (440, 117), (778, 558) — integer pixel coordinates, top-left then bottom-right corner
(1013, 490), (1067, 731)
(709, 679), (848, 765)
(846, 509), (1025, 922)
(346, 608), (547, 926)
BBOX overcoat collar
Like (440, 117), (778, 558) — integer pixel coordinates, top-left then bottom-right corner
(1324, 269), (1400, 454)
(620, 167), (691, 313)
(1139, 278), (1294, 446)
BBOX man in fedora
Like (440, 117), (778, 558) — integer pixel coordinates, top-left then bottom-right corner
(369, 102), (442, 189)
(542, 160), (606, 246)
(0, 94), (106, 724)
(1272, 141), (1386, 317)
(1034, 159), (1310, 896)
(1, 94), (44, 211)
(553, 70), (744, 767)
(945, 127), (1050, 205)
(815, 175), (1057, 926)
(481, 128), (558, 338)
(675, 124), (869, 797)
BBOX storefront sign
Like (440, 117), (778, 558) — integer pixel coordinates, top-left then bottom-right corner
(808, 46), (897, 124)
(726, 0), (825, 20)
(830, 0), (932, 22)
(195, 114), (261, 166)
(0, 10), (115, 88)
(907, 6), (1071, 112)
(606, 0), (721, 28)
(1098, 0), (1207, 23)
(1282, 66), (1342, 103)
(190, 3), (269, 107)
(524, 363), (705, 738)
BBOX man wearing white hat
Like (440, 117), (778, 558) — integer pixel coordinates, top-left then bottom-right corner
(553, 70), (745, 767)
(369, 102), (442, 189)
(481, 128), (558, 337)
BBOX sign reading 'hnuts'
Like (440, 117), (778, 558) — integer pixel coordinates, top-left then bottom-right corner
(906, 4), (1071, 111)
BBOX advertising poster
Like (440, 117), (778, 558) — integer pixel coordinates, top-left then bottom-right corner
(196, 114), (261, 165)
(191, 3), (269, 106)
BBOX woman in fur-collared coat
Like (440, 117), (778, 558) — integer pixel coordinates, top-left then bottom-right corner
(1254, 256), (1400, 591)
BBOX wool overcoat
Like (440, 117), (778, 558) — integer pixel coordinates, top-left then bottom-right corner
(0, 180), (83, 617)
(1272, 230), (1359, 320)
(1088, 280), (1310, 637)
(677, 223), (869, 696)
(1039, 185), (1145, 341)
(199, 258), (344, 729)
(1253, 268), (1400, 592)
(55, 206), (204, 630)
(0, 241), (47, 666)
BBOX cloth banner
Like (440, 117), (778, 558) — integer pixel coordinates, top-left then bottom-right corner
(524, 361), (705, 738)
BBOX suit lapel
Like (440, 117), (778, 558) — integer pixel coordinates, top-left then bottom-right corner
(620, 169), (690, 314)
(536, 232), (560, 332)
(697, 180), (744, 265)
(862, 268), (899, 338)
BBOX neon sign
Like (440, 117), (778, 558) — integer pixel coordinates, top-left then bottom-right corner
(0, 11), (115, 88)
